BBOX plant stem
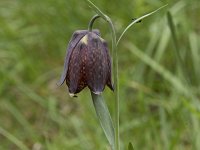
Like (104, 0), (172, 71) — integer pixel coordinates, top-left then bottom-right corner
(103, 16), (120, 150)
(106, 17), (120, 150)
(86, 2), (167, 149)
(88, 14), (100, 31)
(88, 13), (120, 150)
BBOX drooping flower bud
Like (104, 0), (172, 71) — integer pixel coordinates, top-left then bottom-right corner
(58, 30), (113, 96)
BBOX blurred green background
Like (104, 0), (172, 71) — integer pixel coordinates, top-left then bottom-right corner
(0, 0), (200, 149)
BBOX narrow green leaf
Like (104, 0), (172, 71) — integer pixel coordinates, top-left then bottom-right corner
(126, 42), (200, 111)
(167, 12), (179, 50)
(126, 42), (187, 95)
(3, 101), (35, 137)
(91, 92), (115, 150)
(0, 126), (29, 150)
(117, 4), (168, 46)
(128, 142), (134, 150)
(167, 11), (188, 83)
(189, 32), (200, 84)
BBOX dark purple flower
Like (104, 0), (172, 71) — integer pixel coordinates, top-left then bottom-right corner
(58, 29), (113, 97)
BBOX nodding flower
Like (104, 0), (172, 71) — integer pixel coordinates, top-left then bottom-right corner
(58, 30), (114, 97)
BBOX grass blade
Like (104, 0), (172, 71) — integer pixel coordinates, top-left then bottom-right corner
(128, 142), (134, 150)
(3, 101), (35, 137)
(126, 42), (187, 95)
(117, 4), (168, 46)
(167, 11), (188, 83)
(189, 32), (200, 84)
(0, 126), (29, 150)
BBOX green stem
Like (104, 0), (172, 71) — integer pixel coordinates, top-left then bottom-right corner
(88, 13), (120, 150)
(88, 14), (100, 31)
(106, 17), (120, 150)
(98, 15), (120, 150)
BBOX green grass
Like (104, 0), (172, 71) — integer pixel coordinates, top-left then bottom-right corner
(0, 0), (200, 149)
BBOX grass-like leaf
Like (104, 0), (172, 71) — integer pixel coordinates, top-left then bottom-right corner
(189, 33), (200, 84)
(128, 142), (134, 150)
(117, 4), (168, 46)
(3, 101), (35, 137)
(126, 42), (200, 112)
(167, 11), (189, 83)
(167, 11), (200, 150)
(91, 92), (115, 150)
(0, 127), (29, 150)
(126, 42), (187, 95)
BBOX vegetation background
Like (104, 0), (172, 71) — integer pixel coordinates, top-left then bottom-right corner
(0, 0), (200, 149)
